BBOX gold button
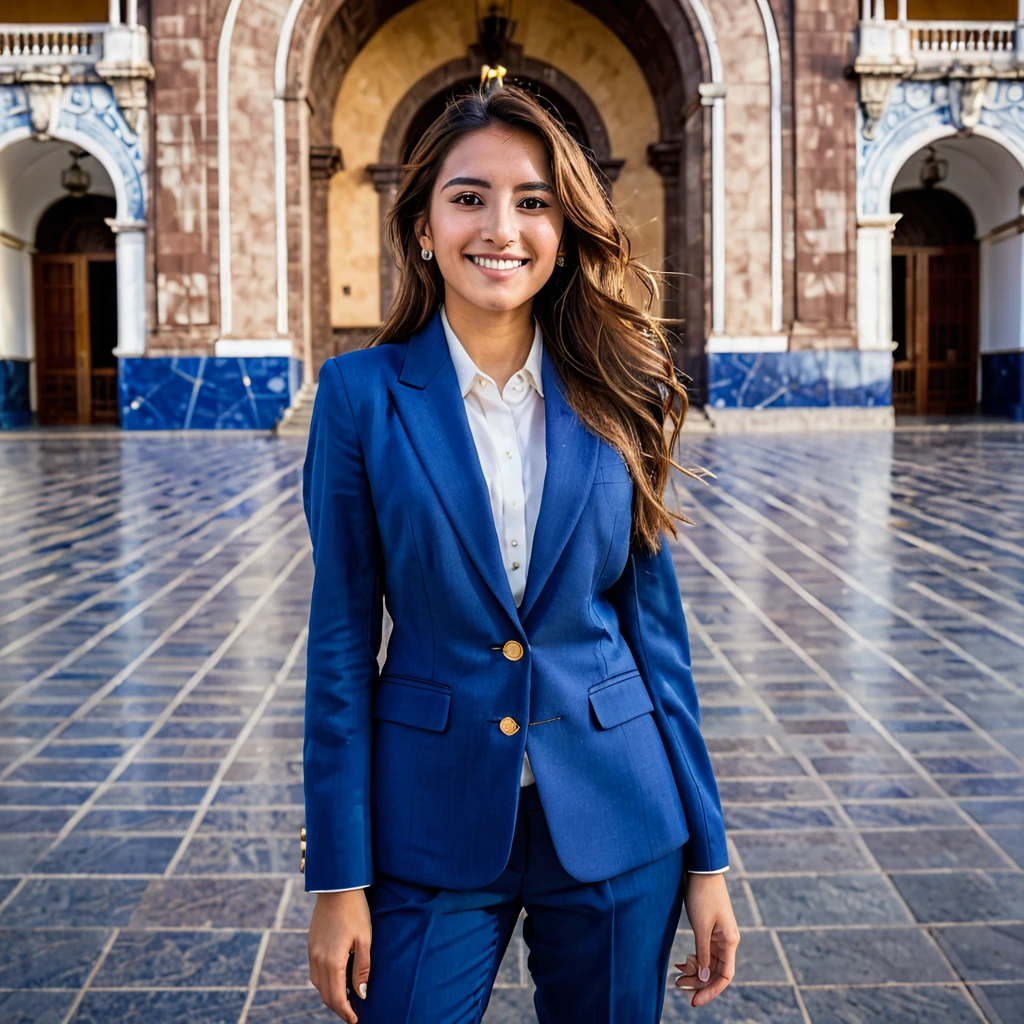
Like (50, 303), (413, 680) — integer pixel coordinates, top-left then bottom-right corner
(500, 716), (520, 735)
(502, 639), (524, 661)
(511, 561), (520, 570)
(300, 826), (306, 873)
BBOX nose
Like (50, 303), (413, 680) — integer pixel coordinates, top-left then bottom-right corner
(481, 201), (516, 251)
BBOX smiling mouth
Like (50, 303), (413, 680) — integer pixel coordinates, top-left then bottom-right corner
(466, 254), (530, 271)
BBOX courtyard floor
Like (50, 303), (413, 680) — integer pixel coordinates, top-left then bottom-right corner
(0, 428), (1022, 1023)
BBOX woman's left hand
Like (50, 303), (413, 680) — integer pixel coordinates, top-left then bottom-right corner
(674, 872), (740, 1007)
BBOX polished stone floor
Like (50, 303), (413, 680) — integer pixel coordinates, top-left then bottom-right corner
(0, 429), (1022, 1024)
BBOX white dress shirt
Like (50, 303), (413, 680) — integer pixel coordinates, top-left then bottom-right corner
(311, 305), (724, 890)
(441, 302), (544, 790)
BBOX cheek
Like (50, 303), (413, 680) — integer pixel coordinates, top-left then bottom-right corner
(431, 210), (472, 258)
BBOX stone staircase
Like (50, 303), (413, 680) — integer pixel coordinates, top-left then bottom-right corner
(275, 381), (317, 438)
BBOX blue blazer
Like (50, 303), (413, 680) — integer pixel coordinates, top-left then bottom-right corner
(302, 308), (728, 893)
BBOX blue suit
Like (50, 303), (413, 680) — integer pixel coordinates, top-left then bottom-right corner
(302, 308), (728, 1020)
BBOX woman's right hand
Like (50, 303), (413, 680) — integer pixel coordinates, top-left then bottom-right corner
(308, 889), (372, 1022)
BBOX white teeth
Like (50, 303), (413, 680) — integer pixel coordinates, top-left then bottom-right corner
(469, 255), (525, 270)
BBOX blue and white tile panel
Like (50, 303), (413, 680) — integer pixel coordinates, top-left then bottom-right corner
(707, 351), (893, 410)
(119, 357), (302, 430)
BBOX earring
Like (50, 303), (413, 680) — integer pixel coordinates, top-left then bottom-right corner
(421, 248), (433, 261)
(555, 253), (565, 267)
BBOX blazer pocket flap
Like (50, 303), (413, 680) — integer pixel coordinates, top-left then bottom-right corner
(588, 671), (654, 729)
(372, 677), (451, 732)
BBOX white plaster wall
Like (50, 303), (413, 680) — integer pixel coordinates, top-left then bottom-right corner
(0, 140), (114, 361)
(893, 134), (1024, 354)
(980, 235), (1024, 354)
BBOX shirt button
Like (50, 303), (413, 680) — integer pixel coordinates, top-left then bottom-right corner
(511, 540), (518, 547)
(511, 562), (520, 570)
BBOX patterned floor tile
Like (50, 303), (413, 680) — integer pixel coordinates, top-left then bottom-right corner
(2, 429), (1024, 1022)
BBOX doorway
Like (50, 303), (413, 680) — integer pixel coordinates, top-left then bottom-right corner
(33, 195), (119, 426)
(891, 188), (979, 416)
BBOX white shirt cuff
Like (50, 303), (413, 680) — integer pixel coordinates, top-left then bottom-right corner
(308, 884), (371, 892)
(688, 866), (730, 874)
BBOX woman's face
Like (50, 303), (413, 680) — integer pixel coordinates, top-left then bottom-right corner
(418, 125), (565, 314)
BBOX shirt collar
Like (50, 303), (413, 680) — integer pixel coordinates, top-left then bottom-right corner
(440, 303), (544, 399)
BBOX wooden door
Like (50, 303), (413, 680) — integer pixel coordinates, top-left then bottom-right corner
(891, 245), (978, 416)
(34, 254), (91, 425)
(33, 253), (118, 426)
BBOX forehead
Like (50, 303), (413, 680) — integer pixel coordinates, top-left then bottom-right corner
(439, 126), (551, 182)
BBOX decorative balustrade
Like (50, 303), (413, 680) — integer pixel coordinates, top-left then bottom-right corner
(0, 24), (106, 66)
(857, 13), (1024, 72)
(910, 22), (1016, 55)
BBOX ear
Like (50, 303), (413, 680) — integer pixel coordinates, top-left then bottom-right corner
(415, 217), (432, 249)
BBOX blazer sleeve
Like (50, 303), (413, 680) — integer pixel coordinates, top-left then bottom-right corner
(302, 357), (385, 892)
(608, 535), (729, 872)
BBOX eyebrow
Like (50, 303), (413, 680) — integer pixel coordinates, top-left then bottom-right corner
(440, 176), (554, 194)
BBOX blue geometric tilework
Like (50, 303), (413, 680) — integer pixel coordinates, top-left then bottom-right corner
(119, 357), (302, 430)
(981, 351), (1024, 422)
(707, 350), (893, 409)
(0, 359), (30, 429)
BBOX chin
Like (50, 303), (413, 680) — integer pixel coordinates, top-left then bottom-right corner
(464, 287), (531, 313)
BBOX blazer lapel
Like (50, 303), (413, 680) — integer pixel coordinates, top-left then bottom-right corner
(388, 310), (523, 627)
(517, 343), (600, 625)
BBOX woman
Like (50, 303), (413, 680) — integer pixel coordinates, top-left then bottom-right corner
(301, 80), (739, 1023)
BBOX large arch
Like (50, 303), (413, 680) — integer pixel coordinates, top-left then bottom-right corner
(206, 0), (786, 403)
(208, 0), (721, 385)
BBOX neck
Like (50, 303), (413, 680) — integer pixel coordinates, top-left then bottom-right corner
(443, 293), (535, 392)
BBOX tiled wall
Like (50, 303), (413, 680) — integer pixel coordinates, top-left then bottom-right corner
(0, 359), (30, 429)
(119, 357), (302, 430)
(981, 352), (1024, 422)
(708, 351), (893, 409)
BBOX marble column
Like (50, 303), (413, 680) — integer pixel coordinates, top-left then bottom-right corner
(857, 214), (902, 352)
(106, 218), (147, 356)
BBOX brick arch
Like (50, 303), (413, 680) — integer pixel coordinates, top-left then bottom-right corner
(263, 0), (725, 384)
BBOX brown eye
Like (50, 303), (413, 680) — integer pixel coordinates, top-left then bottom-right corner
(454, 194), (482, 206)
(520, 197), (548, 210)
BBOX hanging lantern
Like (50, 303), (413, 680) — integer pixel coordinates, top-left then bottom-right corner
(62, 149), (91, 198)
(920, 146), (948, 189)
(476, 1), (516, 72)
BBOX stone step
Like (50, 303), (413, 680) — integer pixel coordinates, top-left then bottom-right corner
(275, 382), (317, 437)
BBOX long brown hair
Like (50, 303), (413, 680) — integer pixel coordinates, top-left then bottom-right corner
(365, 82), (703, 554)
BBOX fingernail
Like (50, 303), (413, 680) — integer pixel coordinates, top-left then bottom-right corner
(358, 983), (367, 999)
(698, 966), (710, 982)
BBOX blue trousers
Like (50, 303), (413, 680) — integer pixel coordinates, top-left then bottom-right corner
(355, 780), (686, 1023)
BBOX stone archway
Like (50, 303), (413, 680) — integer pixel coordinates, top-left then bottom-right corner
(274, 0), (715, 385)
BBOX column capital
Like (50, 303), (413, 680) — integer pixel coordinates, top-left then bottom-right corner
(858, 213), (903, 236)
(646, 140), (682, 181)
(366, 163), (404, 193)
(104, 217), (147, 234)
(309, 145), (343, 181)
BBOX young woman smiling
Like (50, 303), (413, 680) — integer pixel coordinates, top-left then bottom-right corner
(301, 80), (738, 1023)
